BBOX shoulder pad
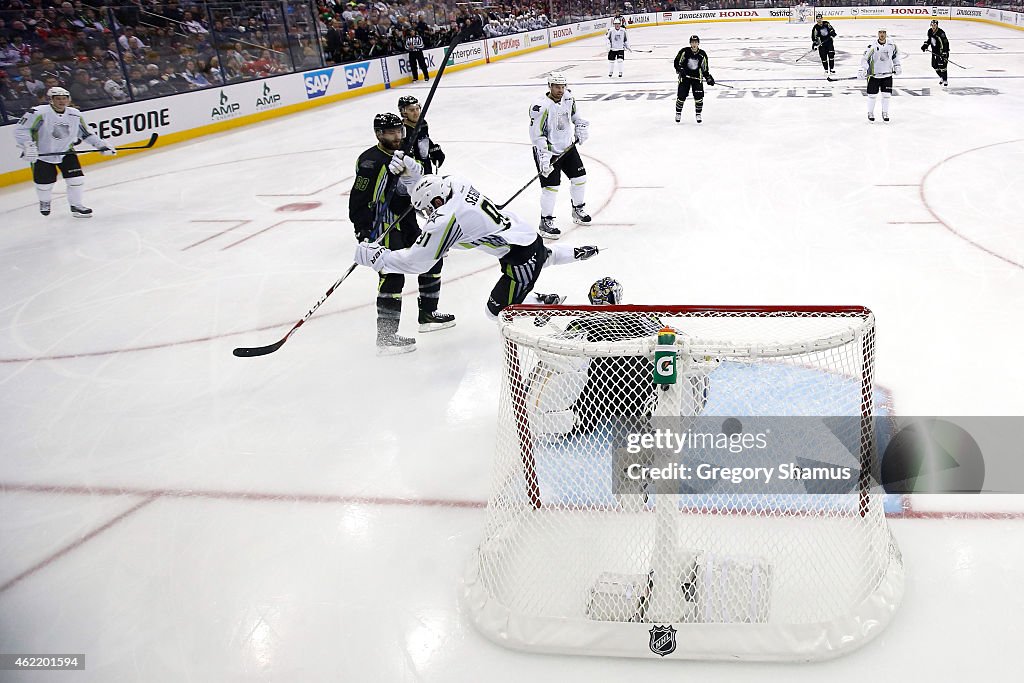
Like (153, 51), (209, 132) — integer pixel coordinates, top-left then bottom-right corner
(359, 158), (376, 169)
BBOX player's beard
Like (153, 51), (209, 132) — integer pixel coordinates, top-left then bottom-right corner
(381, 136), (402, 151)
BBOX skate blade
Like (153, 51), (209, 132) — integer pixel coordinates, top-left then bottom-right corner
(376, 343), (417, 356)
(419, 320), (456, 333)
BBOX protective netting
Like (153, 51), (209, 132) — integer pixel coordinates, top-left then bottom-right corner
(463, 306), (904, 661)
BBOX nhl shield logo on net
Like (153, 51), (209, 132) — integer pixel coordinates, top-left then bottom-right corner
(648, 625), (677, 656)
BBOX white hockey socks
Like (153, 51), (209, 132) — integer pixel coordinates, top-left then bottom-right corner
(34, 182), (55, 203)
(540, 185), (558, 217)
(616, 57), (624, 76)
(608, 60), (614, 76)
(867, 94), (877, 116)
(569, 176), (586, 207)
(66, 178), (85, 207)
(880, 92), (891, 116)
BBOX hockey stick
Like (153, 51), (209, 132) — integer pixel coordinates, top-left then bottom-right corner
(827, 76), (859, 81)
(796, 47), (818, 63)
(35, 132), (160, 158)
(683, 74), (732, 89)
(935, 52), (967, 69)
(495, 142), (578, 211)
(232, 34), (463, 358)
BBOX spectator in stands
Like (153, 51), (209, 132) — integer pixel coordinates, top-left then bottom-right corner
(126, 64), (148, 98)
(205, 55), (227, 84)
(181, 58), (210, 88)
(182, 11), (209, 36)
(69, 67), (107, 108)
(103, 65), (129, 101)
(16, 63), (46, 98)
(118, 26), (147, 56)
(325, 19), (343, 63)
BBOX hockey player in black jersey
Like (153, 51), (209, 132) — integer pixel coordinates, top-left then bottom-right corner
(673, 35), (715, 124)
(348, 112), (454, 355)
(398, 95), (446, 175)
(812, 14), (838, 78)
(921, 19), (951, 87)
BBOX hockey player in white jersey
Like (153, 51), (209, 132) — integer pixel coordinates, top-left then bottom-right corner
(606, 18), (629, 78)
(529, 73), (591, 241)
(14, 86), (116, 217)
(858, 29), (902, 122)
(353, 174), (599, 319)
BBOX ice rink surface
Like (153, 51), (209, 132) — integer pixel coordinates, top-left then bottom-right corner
(1, 18), (1023, 681)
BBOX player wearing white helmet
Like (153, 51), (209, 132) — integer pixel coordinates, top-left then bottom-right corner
(606, 18), (629, 78)
(13, 86), (117, 217)
(353, 173), (599, 320)
(859, 29), (902, 122)
(529, 72), (592, 240)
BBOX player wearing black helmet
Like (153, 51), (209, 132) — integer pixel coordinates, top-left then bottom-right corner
(398, 95), (446, 175)
(349, 113), (454, 355)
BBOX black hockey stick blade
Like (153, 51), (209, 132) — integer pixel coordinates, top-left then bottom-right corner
(233, 338), (286, 357)
(120, 132), (160, 150)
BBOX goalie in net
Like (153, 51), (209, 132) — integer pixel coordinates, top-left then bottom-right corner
(525, 277), (710, 442)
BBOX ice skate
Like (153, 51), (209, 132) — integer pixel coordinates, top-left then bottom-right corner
(70, 205), (93, 218)
(539, 216), (561, 240)
(376, 319), (416, 355)
(418, 310), (456, 333)
(39, 201), (50, 216)
(571, 204), (592, 225)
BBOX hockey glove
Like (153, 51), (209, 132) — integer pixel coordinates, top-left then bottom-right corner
(575, 122), (590, 145)
(388, 150), (421, 178)
(354, 225), (373, 243)
(354, 242), (388, 271)
(705, 75), (715, 86)
(428, 144), (445, 168)
(921, 42), (929, 52)
(894, 64), (902, 76)
(100, 145), (117, 156)
(857, 69), (867, 80)
(23, 142), (38, 163)
(537, 150), (554, 177)
(573, 246), (599, 261)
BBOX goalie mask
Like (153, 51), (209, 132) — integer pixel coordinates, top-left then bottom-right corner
(410, 174), (452, 218)
(588, 277), (623, 306)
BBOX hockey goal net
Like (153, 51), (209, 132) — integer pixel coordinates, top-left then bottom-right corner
(462, 305), (904, 661)
(788, 3), (815, 24)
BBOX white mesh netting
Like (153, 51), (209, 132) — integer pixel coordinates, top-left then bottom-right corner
(462, 306), (904, 661)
